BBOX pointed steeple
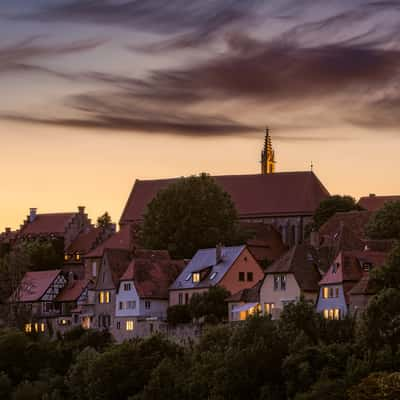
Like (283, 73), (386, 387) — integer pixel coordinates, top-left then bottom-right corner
(261, 127), (276, 174)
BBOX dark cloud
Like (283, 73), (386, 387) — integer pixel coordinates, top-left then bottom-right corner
(0, 36), (105, 75)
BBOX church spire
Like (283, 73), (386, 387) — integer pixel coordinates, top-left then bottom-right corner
(261, 127), (276, 174)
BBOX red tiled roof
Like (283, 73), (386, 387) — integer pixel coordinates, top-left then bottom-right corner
(67, 227), (103, 254)
(85, 225), (132, 258)
(266, 244), (322, 292)
(104, 248), (133, 287)
(226, 280), (262, 303)
(319, 211), (373, 241)
(358, 195), (400, 212)
(20, 213), (75, 235)
(120, 256), (184, 299)
(348, 273), (380, 296)
(319, 250), (387, 285)
(13, 270), (62, 302)
(120, 172), (330, 224)
(55, 279), (89, 302)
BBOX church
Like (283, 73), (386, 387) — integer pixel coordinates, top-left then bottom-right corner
(119, 130), (330, 246)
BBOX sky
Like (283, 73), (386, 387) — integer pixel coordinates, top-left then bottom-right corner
(1, 0), (400, 230)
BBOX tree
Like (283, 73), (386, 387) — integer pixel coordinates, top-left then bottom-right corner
(313, 195), (362, 230)
(189, 286), (230, 323)
(97, 212), (112, 229)
(139, 173), (239, 259)
(370, 241), (400, 290)
(348, 372), (400, 400)
(366, 200), (400, 239)
(167, 305), (192, 326)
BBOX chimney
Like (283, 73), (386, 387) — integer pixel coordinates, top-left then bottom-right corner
(310, 230), (320, 249)
(216, 243), (223, 264)
(78, 206), (85, 214)
(5, 227), (11, 234)
(369, 193), (376, 197)
(29, 208), (37, 223)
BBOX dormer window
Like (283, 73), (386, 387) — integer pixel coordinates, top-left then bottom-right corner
(209, 272), (217, 280)
(362, 262), (372, 272)
(64, 254), (70, 261)
(192, 273), (200, 283)
(185, 273), (192, 281)
(75, 253), (81, 261)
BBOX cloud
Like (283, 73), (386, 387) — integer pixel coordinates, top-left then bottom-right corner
(0, 36), (105, 75)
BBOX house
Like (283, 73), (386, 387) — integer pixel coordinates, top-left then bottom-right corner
(88, 248), (132, 331)
(169, 245), (264, 307)
(226, 281), (262, 322)
(120, 171), (329, 245)
(316, 250), (386, 319)
(259, 244), (322, 319)
(112, 250), (184, 341)
(53, 276), (91, 333)
(83, 224), (136, 281)
(18, 206), (92, 251)
(11, 269), (67, 333)
(358, 194), (400, 212)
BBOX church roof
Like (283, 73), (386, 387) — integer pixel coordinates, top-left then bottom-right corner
(120, 171), (329, 224)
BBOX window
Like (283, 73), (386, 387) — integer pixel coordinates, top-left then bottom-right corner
(329, 287), (334, 298)
(322, 287), (329, 299)
(127, 301), (136, 309)
(335, 287), (340, 297)
(116, 321), (121, 329)
(273, 275), (286, 291)
(123, 283), (131, 291)
(126, 320), (134, 331)
(119, 301), (124, 310)
(64, 254), (70, 261)
(75, 253), (81, 261)
(264, 303), (275, 315)
(178, 293), (183, 305)
(185, 293), (189, 305)
(192, 273), (200, 283)
(239, 272), (245, 282)
(74, 314), (78, 324)
(25, 323), (32, 333)
(323, 286), (339, 299)
(209, 272), (217, 280)
(145, 301), (151, 310)
(185, 273), (192, 281)
(247, 272), (253, 282)
(99, 291), (111, 304)
(323, 308), (341, 320)
(92, 262), (97, 277)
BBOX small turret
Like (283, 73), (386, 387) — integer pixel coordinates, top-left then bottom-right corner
(261, 127), (276, 174)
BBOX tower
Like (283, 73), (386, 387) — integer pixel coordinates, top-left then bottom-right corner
(261, 127), (276, 174)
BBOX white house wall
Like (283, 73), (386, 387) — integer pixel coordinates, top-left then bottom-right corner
(115, 280), (141, 317)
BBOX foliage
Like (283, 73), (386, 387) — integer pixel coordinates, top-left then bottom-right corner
(313, 195), (362, 230)
(370, 241), (400, 290)
(166, 305), (192, 326)
(348, 372), (400, 400)
(366, 200), (400, 239)
(139, 173), (239, 258)
(189, 286), (230, 323)
(97, 212), (112, 228)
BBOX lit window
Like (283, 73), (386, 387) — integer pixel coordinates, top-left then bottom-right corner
(192, 273), (200, 283)
(126, 320), (134, 331)
(323, 309), (329, 319)
(334, 309), (340, 320)
(264, 303), (275, 315)
(185, 274), (192, 281)
(25, 323), (32, 333)
(328, 309), (334, 320)
(145, 301), (151, 310)
(64, 254), (70, 261)
(75, 253), (81, 261)
(124, 283), (131, 291)
(323, 287), (329, 299)
(209, 272), (217, 280)
(238, 272), (245, 282)
(99, 291), (111, 304)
